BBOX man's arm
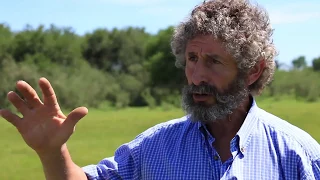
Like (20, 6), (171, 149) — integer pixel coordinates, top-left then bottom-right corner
(309, 158), (320, 179)
(38, 144), (88, 180)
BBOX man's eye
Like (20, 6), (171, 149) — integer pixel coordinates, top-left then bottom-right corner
(209, 58), (221, 64)
(188, 56), (197, 61)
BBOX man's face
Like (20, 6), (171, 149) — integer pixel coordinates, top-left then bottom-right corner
(182, 35), (249, 123)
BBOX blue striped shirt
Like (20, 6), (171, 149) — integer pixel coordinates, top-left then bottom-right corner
(82, 99), (320, 179)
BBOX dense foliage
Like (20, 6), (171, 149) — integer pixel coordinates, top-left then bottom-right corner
(0, 23), (319, 110)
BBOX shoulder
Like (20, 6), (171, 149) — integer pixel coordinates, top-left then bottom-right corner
(115, 115), (193, 153)
(255, 107), (320, 160)
(88, 116), (193, 179)
(134, 115), (194, 144)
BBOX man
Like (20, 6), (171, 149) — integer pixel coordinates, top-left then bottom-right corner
(1, 0), (320, 179)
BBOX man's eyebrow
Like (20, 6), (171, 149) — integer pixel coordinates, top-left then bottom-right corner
(187, 52), (197, 56)
(204, 53), (224, 60)
(186, 52), (226, 61)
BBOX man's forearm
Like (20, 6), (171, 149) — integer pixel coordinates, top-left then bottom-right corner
(37, 144), (88, 180)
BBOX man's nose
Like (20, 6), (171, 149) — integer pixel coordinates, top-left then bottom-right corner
(192, 60), (210, 86)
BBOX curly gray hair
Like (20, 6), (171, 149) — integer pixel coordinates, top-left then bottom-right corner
(171, 0), (278, 96)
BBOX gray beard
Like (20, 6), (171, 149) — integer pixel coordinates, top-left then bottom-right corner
(181, 76), (249, 123)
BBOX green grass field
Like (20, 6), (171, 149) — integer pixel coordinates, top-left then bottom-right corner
(1, 99), (320, 179)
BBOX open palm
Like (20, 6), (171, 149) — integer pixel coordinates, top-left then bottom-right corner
(0, 77), (88, 154)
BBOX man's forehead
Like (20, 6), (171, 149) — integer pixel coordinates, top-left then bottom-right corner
(186, 35), (224, 48)
(186, 41), (213, 53)
(185, 37), (235, 63)
(186, 40), (228, 55)
(187, 35), (215, 45)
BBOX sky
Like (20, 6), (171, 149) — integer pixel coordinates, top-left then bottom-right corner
(0, 0), (319, 67)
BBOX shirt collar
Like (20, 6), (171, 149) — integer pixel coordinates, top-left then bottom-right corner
(236, 97), (259, 155)
(196, 96), (259, 156)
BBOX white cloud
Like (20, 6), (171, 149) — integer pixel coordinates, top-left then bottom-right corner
(270, 11), (320, 25)
(140, 6), (188, 15)
(97, 0), (166, 6)
(141, 7), (174, 14)
(267, 2), (320, 25)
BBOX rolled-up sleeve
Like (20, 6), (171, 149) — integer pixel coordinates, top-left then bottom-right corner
(82, 156), (121, 180)
(311, 159), (320, 179)
(81, 134), (144, 180)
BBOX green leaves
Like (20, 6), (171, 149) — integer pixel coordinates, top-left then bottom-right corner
(0, 23), (319, 110)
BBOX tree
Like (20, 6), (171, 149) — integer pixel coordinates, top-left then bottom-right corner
(292, 56), (307, 70)
(275, 60), (283, 69)
(1, 23), (319, 109)
(0, 23), (13, 58)
(145, 26), (185, 106)
(312, 57), (320, 71)
(82, 28), (114, 71)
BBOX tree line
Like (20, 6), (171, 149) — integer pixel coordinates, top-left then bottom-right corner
(0, 23), (319, 111)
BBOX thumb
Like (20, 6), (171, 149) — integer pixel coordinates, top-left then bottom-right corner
(62, 107), (88, 132)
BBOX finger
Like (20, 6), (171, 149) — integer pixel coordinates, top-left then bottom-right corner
(0, 109), (22, 128)
(62, 107), (88, 132)
(16, 80), (43, 108)
(7, 91), (29, 115)
(38, 77), (59, 109)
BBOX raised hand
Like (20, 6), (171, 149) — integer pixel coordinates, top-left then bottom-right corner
(0, 77), (88, 154)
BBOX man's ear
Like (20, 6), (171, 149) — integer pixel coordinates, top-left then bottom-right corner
(247, 59), (266, 86)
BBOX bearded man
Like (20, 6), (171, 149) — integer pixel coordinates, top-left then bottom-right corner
(1, 0), (320, 179)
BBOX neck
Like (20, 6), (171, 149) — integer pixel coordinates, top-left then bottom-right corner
(205, 95), (252, 140)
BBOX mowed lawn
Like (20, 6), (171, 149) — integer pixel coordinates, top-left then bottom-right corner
(0, 99), (319, 179)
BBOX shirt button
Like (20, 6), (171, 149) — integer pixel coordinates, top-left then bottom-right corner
(240, 147), (245, 153)
(214, 155), (219, 160)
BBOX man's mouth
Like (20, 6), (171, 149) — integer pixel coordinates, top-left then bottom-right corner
(192, 93), (212, 102)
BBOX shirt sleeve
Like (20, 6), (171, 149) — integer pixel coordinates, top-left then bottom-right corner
(81, 134), (144, 180)
(296, 147), (320, 180)
(308, 159), (320, 179)
(82, 156), (121, 180)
